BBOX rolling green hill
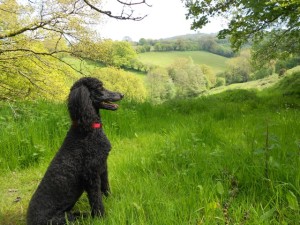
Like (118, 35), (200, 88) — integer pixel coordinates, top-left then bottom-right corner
(207, 66), (300, 95)
(138, 51), (229, 74)
(207, 74), (280, 95)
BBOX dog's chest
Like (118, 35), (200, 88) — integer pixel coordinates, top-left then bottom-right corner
(91, 131), (112, 154)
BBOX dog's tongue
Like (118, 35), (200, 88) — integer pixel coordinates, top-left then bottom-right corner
(101, 102), (118, 110)
(107, 103), (118, 110)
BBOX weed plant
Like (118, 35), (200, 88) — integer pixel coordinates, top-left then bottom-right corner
(0, 85), (299, 224)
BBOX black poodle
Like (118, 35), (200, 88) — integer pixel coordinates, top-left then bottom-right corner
(27, 77), (124, 225)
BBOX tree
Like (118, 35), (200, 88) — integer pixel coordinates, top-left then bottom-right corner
(225, 50), (252, 84)
(111, 41), (138, 68)
(73, 39), (138, 68)
(200, 64), (216, 88)
(138, 38), (147, 45)
(168, 57), (207, 97)
(184, 0), (300, 64)
(0, 0), (150, 100)
(93, 67), (147, 102)
(145, 67), (175, 104)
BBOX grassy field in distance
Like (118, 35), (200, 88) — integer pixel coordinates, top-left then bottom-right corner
(138, 51), (229, 74)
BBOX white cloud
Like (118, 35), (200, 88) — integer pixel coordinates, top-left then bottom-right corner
(99, 0), (225, 41)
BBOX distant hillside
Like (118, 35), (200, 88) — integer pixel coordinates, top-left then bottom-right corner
(138, 51), (228, 74)
(207, 75), (280, 95)
(136, 33), (234, 58)
(162, 33), (218, 41)
(207, 67), (300, 96)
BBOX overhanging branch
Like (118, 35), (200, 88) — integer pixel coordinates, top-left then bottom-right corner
(82, 0), (148, 21)
(116, 0), (152, 7)
(0, 17), (62, 40)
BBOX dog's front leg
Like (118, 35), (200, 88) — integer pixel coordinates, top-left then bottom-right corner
(100, 162), (110, 196)
(86, 179), (105, 217)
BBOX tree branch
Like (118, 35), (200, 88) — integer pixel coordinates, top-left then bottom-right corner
(0, 48), (69, 56)
(82, 0), (147, 21)
(0, 18), (59, 40)
(0, 47), (85, 75)
(116, 0), (152, 7)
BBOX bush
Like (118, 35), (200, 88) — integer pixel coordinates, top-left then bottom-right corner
(225, 50), (252, 84)
(275, 56), (300, 73)
(220, 89), (258, 102)
(168, 58), (207, 98)
(93, 67), (147, 102)
(145, 67), (175, 104)
(215, 77), (226, 87)
(271, 71), (300, 97)
(252, 67), (273, 80)
(72, 40), (138, 69)
(201, 64), (216, 88)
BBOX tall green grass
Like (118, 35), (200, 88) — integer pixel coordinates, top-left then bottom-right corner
(0, 101), (69, 170)
(0, 84), (299, 224)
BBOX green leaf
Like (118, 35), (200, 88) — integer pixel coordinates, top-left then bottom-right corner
(260, 208), (276, 221)
(197, 185), (204, 195)
(216, 181), (224, 195)
(286, 190), (299, 210)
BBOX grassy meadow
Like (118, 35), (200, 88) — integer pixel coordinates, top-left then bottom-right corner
(207, 74), (280, 95)
(0, 73), (300, 224)
(138, 51), (229, 74)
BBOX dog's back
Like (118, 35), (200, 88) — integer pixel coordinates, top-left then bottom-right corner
(27, 130), (84, 224)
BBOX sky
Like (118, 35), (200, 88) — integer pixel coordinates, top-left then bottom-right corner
(99, 0), (226, 41)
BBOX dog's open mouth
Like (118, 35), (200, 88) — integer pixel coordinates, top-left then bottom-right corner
(100, 101), (119, 110)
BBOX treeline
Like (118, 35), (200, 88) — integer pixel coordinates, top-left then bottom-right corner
(72, 39), (158, 73)
(135, 34), (235, 57)
(71, 34), (236, 75)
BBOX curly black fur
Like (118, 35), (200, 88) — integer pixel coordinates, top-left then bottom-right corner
(27, 77), (123, 225)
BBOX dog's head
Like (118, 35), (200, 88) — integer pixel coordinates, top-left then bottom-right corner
(68, 77), (124, 132)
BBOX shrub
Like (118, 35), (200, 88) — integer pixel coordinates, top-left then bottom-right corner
(93, 67), (147, 102)
(279, 68), (286, 77)
(145, 67), (175, 104)
(215, 77), (226, 87)
(271, 71), (300, 97)
(201, 64), (216, 88)
(275, 56), (300, 73)
(168, 57), (207, 98)
(252, 67), (273, 80)
(220, 89), (258, 102)
(225, 50), (252, 84)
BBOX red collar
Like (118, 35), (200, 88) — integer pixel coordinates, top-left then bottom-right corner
(92, 123), (102, 129)
(72, 121), (102, 129)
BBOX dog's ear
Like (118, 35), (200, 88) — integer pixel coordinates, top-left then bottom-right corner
(68, 85), (97, 133)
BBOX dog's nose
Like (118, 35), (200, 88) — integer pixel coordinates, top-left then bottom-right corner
(120, 93), (125, 98)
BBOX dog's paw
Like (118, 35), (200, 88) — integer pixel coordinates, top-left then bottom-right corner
(92, 208), (105, 218)
(73, 211), (89, 219)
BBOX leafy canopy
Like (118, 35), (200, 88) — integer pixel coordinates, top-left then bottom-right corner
(0, 0), (149, 100)
(168, 57), (207, 97)
(74, 40), (138, 68)
(145, 67), (175, 104)
(184, 0), (300, 64)
(93, 67), (147, 102)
